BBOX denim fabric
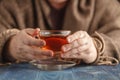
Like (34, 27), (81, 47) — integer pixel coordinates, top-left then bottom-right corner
(0, 63), (120, 80)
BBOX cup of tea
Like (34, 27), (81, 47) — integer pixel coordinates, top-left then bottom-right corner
(40, 30), (71, 58)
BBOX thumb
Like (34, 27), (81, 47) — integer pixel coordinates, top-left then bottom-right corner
(25, 28), (40, 36)
(22, 28), (46, 47)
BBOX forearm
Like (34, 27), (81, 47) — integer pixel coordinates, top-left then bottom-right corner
(88, 0), (120, 65)
(92, 32), (120, 65)
(0, 29), (20, 62)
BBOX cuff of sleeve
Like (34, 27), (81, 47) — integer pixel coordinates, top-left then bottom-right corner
(0, 29), (20, 63)
(91, 32), (119, 65)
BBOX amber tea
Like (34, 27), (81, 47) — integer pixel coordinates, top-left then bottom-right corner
(41, 36), (68, 51)
(40, 30), (71, 52)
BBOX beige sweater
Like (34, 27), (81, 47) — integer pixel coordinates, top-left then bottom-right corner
(0, 0), (120, 65)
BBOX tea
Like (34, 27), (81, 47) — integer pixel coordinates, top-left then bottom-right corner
(40, 30), (71, 52)
(41, 36), (68, 51)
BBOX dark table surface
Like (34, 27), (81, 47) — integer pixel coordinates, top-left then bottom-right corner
(0, 63), (120, 80)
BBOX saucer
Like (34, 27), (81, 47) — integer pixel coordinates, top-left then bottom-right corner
(30, 59), (76, 71)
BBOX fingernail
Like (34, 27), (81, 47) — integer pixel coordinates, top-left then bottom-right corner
(36, 28), (40, 32)
(61, 54), (66, 58)
(67, 38), (71, 43)
(51, 53), (54, 57)
(67, 36), (73, 43)
(79, 34), (84, 38)
(45, 50), (54, 56)
(41, 40), (46, 46)
(49, 51), (54, 56)
(62, 46), (71, 52)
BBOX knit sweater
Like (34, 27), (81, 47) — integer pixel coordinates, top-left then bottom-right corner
(0, 0), (120, 65)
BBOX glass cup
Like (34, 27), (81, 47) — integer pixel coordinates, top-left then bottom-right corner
(30, 30), (77, 70)
(40, 30), (71, 58)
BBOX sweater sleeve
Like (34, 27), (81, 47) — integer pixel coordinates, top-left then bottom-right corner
(90, 0), (120, 65)
(0, 0), (21, 63)
(0, 29), (20, 62)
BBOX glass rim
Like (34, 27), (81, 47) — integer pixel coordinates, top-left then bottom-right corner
(40, 30), (71, 36)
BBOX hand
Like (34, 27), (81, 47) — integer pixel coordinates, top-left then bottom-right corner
(61, 31), (97, 64)
(7, 28), (53, 62)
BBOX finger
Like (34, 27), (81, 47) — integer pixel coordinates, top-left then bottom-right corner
(62, 36), (89, 52)
(25, 28), (40, 36)
(61, 49), (82, 59)
(62, 41), (90, 58)
(31, 28), (40, 37)
(77, 36), (89, 46)
(62, 44), (72, 52)
(26, 46), (54, 56)
(22, 30), (46, 47)
(61, 38), (86, 52)
(67, 31), (85, 43)
(27, 38), (46, 47)
(33, 48), (53, 56)
(25, 54), (36, 61)
(77, 41), (90, 52)
(25, 53), (51, 61)
(21, 54), (35, 61)
(61, 42), (91, 59)
(20, 52), (54, 61)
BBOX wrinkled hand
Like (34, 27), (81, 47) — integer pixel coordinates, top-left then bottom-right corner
(61, 31), (97, 64)
(7, 28), (53, 62)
